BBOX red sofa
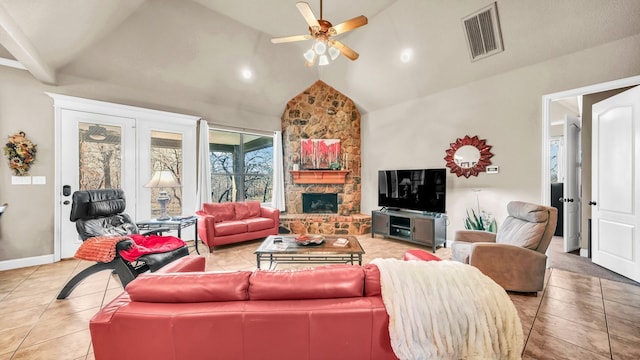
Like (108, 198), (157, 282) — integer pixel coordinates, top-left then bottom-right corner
(196, 201), (279, 252)
(89, 256), (397, 360)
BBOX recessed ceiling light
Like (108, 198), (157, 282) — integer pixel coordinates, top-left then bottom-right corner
(240, 67), (253, 80)
(400, 48), (413, 63)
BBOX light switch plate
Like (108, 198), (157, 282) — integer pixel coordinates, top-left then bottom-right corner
(32, 176), (46, 184)
(486, 166), (499, 174)
(11, 176), (31, 185)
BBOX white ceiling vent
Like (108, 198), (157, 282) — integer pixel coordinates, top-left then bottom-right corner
(462, 2), (504, 61)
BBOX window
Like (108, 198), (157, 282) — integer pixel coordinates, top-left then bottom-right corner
(209, 129), (273, 203)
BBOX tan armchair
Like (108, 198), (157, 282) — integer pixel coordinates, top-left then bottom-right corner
(451, 201), (558, 293)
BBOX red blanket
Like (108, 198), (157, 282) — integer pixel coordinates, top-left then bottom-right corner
(120, 234), (186, 262)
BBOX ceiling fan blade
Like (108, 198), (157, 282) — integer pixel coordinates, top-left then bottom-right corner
(271, 34), (313, 44)
(296, 2), (320, 28)
(331, 40), (359, 61)
(331, 15), (368, 35)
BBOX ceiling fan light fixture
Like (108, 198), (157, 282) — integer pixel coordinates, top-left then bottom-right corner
(87, 125), (107, 141)
(303, 48), (316, 63)
(313, 40), (327, 55)
(328, 46), (340, 60)
(318, 54), (330, 66)
(274, 1), (367, 67)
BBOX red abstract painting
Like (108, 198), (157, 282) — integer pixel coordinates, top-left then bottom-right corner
(300, 139), (341, 169)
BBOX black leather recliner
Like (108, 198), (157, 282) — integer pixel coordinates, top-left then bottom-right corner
(56, 189), (189, 299)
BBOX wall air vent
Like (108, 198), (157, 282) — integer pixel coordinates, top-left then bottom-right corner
(462, 2), (504, 61)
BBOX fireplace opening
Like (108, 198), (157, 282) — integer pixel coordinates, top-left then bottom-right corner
(303, 193), (338, 214)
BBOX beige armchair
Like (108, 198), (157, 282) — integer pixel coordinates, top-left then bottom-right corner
(451, 201), (558, 293)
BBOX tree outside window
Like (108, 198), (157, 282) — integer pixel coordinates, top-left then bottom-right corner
(210, 130), (273, 203)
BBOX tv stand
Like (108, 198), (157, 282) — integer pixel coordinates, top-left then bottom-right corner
(371, 210), (447, 253)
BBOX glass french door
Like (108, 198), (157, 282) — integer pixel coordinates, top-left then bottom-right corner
(58, 110), (136, 259)
(55, 103), (197, 260)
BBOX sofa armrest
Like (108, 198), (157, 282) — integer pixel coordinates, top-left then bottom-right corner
(260, 206), (280, 221)
(454, 230), (496, 243)
(469, 243), (547, 292)
(195, 209), (212, 218)
(196, 213), (217, 246)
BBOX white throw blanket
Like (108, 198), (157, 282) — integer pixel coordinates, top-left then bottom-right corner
(371, 258), (523, 360)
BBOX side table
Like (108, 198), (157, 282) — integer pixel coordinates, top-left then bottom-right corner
(136, 216), (199, 254)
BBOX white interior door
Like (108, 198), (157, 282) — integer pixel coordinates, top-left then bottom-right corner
(563, 115), (581, 252)
(58, 109), (136, 259)
(592, 85), (640, 282)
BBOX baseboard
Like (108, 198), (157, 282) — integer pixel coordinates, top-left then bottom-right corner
(580, 248), (589, 258)
(0, 254), (55, 271)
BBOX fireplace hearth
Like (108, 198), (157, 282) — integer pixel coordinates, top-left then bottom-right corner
(302, 193), (338, 214)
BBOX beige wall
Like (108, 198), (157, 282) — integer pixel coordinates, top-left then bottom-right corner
(362, 34), (640, 241)
(0, 69), (57, 260)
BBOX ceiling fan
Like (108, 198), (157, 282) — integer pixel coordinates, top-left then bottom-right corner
(271, 1), (368, 66)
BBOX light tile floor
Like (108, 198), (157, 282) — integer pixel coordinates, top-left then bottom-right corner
(0, 235), (639, 359)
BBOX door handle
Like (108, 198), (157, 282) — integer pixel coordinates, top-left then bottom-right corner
(63, 200), (70, 205)
(588, 201), (597, 206)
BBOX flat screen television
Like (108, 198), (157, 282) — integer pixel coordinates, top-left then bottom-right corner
(378, 168), (446, 213)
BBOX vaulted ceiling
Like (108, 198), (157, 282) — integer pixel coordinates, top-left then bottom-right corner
(0, 0), (639, 117)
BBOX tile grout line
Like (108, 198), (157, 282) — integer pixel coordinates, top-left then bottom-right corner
(520, 268), (551, 356)
(599, 277), (614, 359)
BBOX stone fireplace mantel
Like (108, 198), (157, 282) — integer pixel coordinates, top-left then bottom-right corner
(290, 170), (349, 184)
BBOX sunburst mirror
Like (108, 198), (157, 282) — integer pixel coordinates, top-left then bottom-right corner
(444, 135), (493, 178)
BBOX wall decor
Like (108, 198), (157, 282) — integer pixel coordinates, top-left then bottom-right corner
(444, 135), (493, 178)
(3, 131), (37, 176)
(300, 139), (341, 170)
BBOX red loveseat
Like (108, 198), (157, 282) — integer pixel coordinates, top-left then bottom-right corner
(196, 201), (279, 252)
(89, 256), (397, 360)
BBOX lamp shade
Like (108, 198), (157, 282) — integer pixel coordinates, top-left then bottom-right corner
(144, 170), (181, 188)
(399, 178), (412, 186)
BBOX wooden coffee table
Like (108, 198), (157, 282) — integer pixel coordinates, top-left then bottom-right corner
(254, 235), (365, 269)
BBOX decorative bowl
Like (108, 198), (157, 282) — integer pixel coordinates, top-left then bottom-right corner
(294, 234), (325, 246)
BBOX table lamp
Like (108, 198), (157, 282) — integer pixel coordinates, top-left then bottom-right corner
(144, 170), (181, 220)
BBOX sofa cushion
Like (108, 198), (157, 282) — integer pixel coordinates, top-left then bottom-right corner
(214, 220), (248, 236)
(451, 241), (472, 264)
(245, 217), (274, 232)
(497, 218), (546, 250)
(249, 265), (365, 300)
(247, 201), (261, 218)
(203, 202), (235, 222)
(234, 202), (251, 220)
(126, 271), (252, 303)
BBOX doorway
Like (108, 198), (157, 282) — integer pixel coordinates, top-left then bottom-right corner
(542, 75), (640, 257)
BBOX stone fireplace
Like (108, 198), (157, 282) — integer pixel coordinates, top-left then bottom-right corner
(278, 80), (371, 235)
